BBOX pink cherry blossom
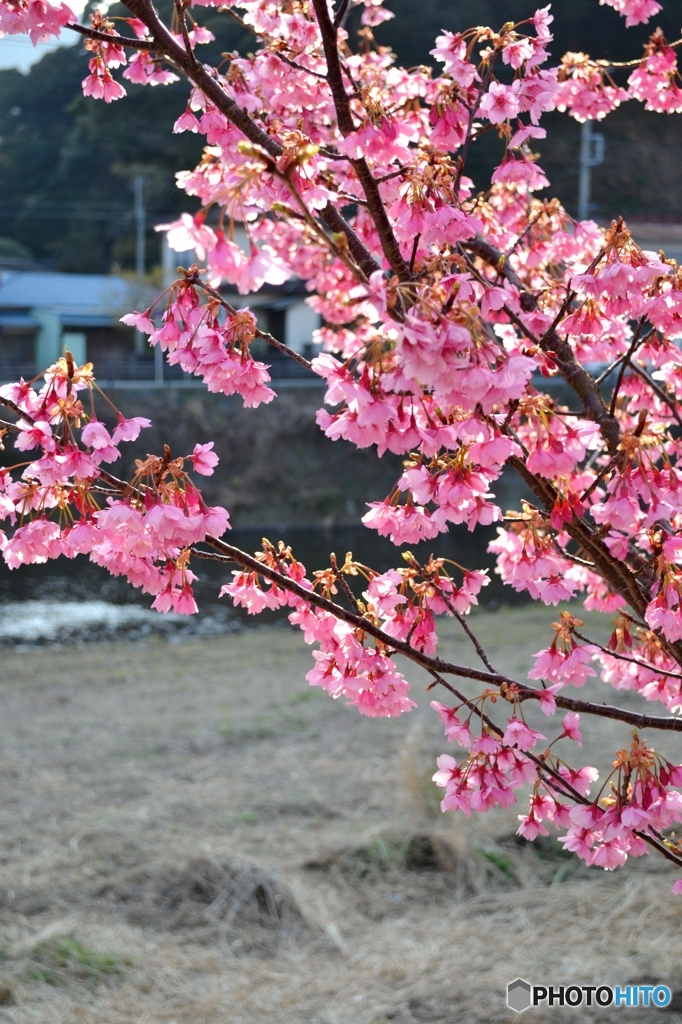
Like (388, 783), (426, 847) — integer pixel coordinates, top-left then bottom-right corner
(479, 81), (519, 124)
(189, 442), (219, 475)
(111, 416), (151, 444)
(501, 718), (546, 752)
(561, 712), (582, 746)
(601, 0), (661, 27)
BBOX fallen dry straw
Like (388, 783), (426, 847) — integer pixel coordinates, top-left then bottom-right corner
(104, 855), (309, 952)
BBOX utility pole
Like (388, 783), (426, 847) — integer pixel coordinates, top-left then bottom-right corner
(132, 176), (148, 362)
(132, 176), (162, 382)
(134, 175), (145, 281)
(578, 120), (605, 222)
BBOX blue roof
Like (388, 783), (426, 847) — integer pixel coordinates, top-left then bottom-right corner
(0, 271), (150, 324)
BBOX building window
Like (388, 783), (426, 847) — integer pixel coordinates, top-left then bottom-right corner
(85, 325), (150, 381)
(0, 329), (36, 381)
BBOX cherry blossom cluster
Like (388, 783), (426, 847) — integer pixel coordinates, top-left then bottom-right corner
(5, 0), (682, 885)
(81, 9), (128, 102)
(0, 0), (72, 44)
(432, 682), (682, 873)
(532, 734), (682, 872)
(0, 356), (229, 614)
(222, 544), (416, 716)
(122, 273), (276, 406)
(222, 548), (490, 714)
(556, 28), (682, 121)
(600, 0), (662, 26)
(628, 31), (682, 114)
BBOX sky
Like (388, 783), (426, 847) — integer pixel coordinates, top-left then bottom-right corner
(0, 0), (88, 72)
(0, 36), (68, 71)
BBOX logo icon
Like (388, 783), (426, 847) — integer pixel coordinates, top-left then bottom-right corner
(507, 979), (532, 1013)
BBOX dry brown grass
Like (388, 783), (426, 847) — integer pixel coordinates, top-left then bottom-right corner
(0, 607), (681, 1022)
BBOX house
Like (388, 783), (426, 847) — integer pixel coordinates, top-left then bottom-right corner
(0, 262), (320, 385)
(161, 235), (320, 380)
(0, 268), (147, 382)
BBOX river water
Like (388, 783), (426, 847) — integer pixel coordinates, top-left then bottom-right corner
(0, 523), (520, 645)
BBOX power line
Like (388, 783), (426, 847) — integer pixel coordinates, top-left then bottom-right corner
(0, 201), (128, 211)
(0, 210), (127, 221)
(0, 205), (180, 221)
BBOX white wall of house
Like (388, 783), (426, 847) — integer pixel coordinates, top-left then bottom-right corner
(34, 311), (61, 372)
(285, 301), (320, 354)
(161, 235), (196, 289)
(61, 331), (87, 366)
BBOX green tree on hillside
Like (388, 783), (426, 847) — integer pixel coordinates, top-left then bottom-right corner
(0, 0), (679, 272)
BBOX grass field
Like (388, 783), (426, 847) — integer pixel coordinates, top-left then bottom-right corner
(0, 606), (681, 1023)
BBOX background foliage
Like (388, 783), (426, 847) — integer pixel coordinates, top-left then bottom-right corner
(0, 0), (680, 271)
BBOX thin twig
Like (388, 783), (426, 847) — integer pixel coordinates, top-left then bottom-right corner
(449, 607), (496, 673)
(608, 317), (647, 417)
(274, 51), (328, 80)
(407, 556), (497, 674)
(505, 209), (545, 259)
(191, 538), (682, 733)
(374, 166), (409, 185)
(329, 558), (363, 614)
(186, 271), (314, 371)
(453, 55), (495, 195)
(66, 22), (156, 51)
(174, 0), (197, 65)
(627, 362), (682, 429)
(594, 326), (654, 386)
(408, 234), (420, 275)
(580, 452), (620, 503)
(332, 0), (352, 30)
(573, 629), (682, 682)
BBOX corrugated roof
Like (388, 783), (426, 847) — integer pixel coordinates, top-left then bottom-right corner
(0, 313), (40, 330)
(0, 271), (150, 321)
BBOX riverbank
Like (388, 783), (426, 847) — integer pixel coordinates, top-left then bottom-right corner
(0, 609), (680, 1023)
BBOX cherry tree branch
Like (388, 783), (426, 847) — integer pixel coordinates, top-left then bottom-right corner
(120, 0), (381, 282)
(310, 0), (411, 281)
(429, 672), (682, 869)
(505, 454), (650, 624)
(66, 22), (156, 51)
(187, 271), (314, 371)
(573, 629), (682, 681)
(332, 0), (352, 30)
(453, 53), (497, 195)
(456, 243), (671, 634)
(513, 685), (682, 732)
(0, 396), (34, 423)
(461, 235), (621, 455)
(191, 537), (682, 733)
(608, 317), (648, 417)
